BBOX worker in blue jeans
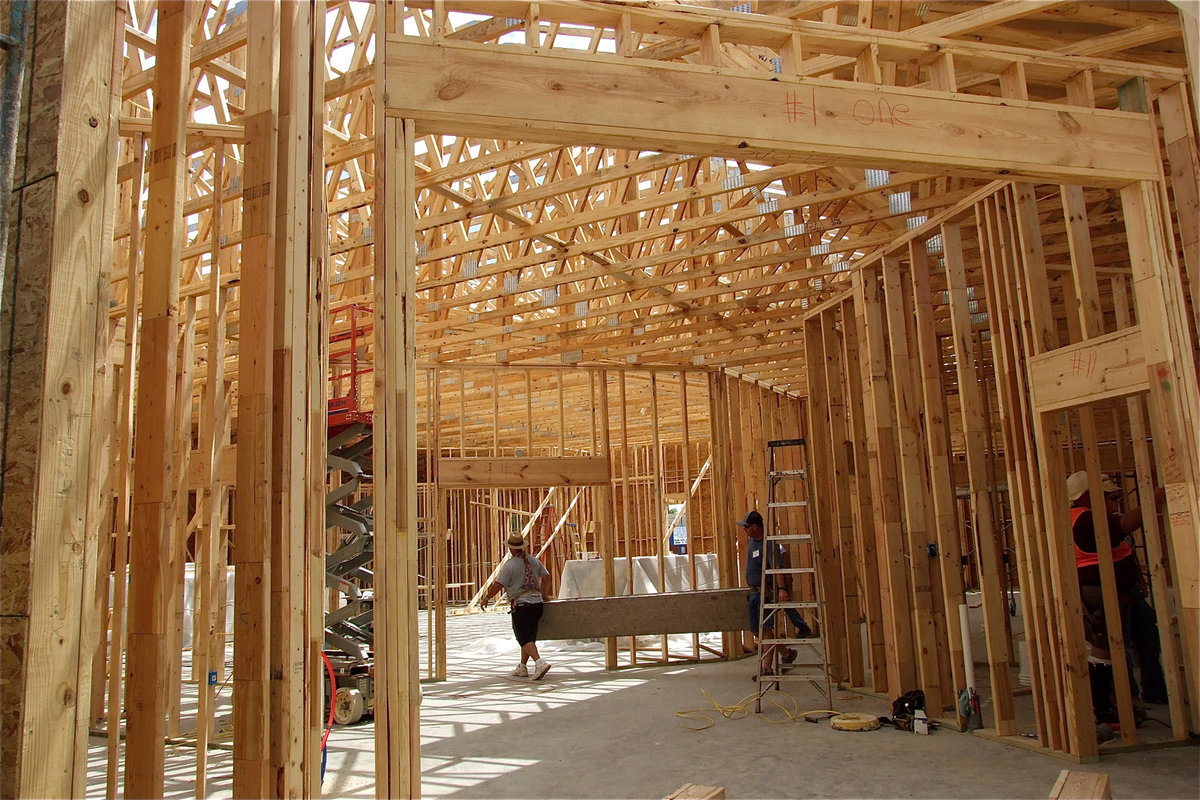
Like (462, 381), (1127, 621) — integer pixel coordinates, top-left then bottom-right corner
(738, 510), (813, 678)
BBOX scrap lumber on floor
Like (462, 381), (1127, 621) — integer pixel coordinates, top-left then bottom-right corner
(1049, 770), (1112, 800)
(666, 784), (726, 800)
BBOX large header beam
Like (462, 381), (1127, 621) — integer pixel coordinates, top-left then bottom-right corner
(383, 38), (1159, 186)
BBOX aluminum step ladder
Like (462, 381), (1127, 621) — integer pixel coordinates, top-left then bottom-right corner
(753, 438), (833, 710)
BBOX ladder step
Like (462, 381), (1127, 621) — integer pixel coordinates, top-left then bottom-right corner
(767, 501), (808, 508)
(764, 602), (821, 610)
(765, 567), (815, 575)
(767, 438), (806, 448)
(769, 470), (807, 479)
(756, 673), (827, 683)
(762, 637), (824, 646)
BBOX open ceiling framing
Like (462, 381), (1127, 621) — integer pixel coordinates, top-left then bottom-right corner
(111, 0), (1191, 405)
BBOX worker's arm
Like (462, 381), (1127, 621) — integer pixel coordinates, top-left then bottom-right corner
(540, 571), (552, 601)
(1117, 507), (1143, 536)
(1117, 486), (1167, 536)
(481, 580), (503, 608)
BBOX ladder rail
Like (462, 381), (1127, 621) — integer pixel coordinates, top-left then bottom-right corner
(754, 438), (834, 709)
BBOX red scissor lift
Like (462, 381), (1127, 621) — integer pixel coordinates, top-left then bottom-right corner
(327, 303), (374, 433)
(324, 304), (377, 725)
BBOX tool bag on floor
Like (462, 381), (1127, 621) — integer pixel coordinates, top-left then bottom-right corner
(889, 689), (926, 730)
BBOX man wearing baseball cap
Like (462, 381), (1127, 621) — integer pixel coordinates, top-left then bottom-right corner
(1067, 471), (1168, 718)
(738, 510), (812, 679)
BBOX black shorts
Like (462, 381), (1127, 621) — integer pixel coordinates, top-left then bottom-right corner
(511, 602), (543, 646)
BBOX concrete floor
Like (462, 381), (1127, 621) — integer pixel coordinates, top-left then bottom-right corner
(90, 612), (1199, 799)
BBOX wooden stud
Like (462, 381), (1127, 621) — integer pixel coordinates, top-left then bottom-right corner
(881, 256), (944, 708)
(598, 370), (618, 668)
(1061, 183), (1138, 743)
(106, 131), (145, 799)
(125, 3), (192, 795)
(233, 1), (280, 795)
(1154, 83), (1199, 335)
(1112, 278), (1189, 740)
(978, 188), (1062, 750)
(942, 222), (1017, 736)
(373, 113), (422, 798)
(304, 4), (330, 790)
(840, 296), (887, 691)
(853, 267), (916, 695)
(270, 1), (318, 789)
(1120, 181), (1200, 731)
(908, 239), (968, 710)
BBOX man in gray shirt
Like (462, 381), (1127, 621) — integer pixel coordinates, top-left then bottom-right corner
(482, 532), (553, 679)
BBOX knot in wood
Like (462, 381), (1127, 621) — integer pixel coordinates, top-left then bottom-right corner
(437, 80), (468, 101)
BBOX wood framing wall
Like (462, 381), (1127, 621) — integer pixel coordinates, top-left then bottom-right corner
(804, 176), (1199, 755)
(2, 2), (1197, 797)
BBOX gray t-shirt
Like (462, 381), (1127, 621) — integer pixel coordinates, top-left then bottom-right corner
(495, 553), (549, 605)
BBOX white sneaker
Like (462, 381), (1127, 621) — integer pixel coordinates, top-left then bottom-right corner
(531, 659), (551, 680)
(510, 664), (529, 678)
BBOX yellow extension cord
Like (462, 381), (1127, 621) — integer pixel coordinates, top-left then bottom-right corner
(675, 688), (841, 731)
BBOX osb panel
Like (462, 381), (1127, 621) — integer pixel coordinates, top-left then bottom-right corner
(0, 615), (28, 798)
(15, 2), (68, 188)
(0, 179), (57, 618)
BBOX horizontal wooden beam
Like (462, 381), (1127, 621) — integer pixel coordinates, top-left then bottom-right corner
(1028, 325), (1149, 412)
(538, 589), (750, 639)
(438, 456), (610, 487)
(383, 38), (1160, 186)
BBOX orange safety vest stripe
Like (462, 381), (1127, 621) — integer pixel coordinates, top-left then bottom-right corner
(1070, 506), (1133, 568)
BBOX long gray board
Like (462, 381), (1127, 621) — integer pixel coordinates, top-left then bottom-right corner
(536, 588), (751, 640)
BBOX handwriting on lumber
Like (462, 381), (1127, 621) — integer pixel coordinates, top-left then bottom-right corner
(785, 88), (911, 128)
(1071, 349), (1098, 378)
